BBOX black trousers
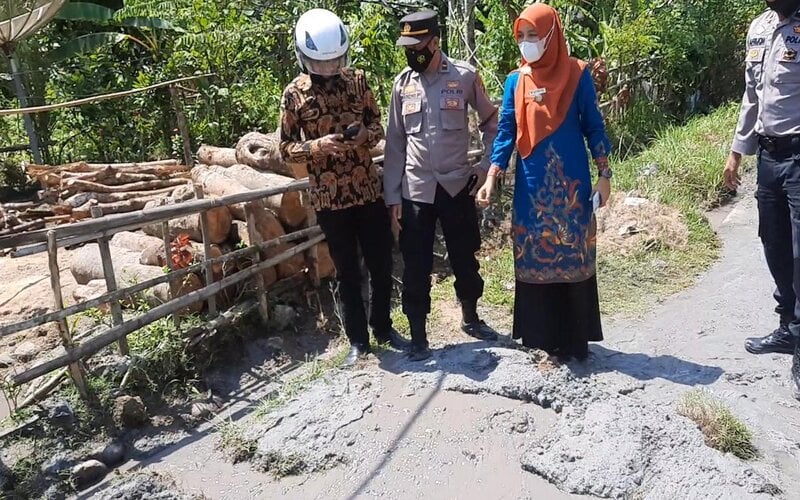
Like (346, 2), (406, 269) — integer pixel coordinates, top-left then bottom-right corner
(316, 201), (394, 346)
(756, 145), (800, 337)
(400, 184), (483, 343)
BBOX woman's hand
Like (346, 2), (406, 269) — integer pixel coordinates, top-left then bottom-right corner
(593, 177), (611, 208)
(476, 176), (497, 208)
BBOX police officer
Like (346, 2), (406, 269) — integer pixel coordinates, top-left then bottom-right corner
(384, 10), (499, 361)
(724, 0), (800, 399)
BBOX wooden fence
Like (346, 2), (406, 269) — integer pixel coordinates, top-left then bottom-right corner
(0, 178), (322, 406)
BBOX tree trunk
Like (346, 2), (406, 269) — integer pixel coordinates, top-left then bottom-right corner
(62, 186), (178, 208)
(140, 197), (232, 244)
(196, 145), (238, 167)
(110, 231), (167, 266)
(69, 243), (204, 313)
(71, 197), (163, 219)
(60, 177), (189, 195)
(235, 132), (297, 177)
(218, 164), (306, 227)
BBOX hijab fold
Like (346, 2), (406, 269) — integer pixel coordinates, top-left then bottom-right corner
(513, 4), (586, 158)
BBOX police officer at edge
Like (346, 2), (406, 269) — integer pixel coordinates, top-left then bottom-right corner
(724, 0), (800, 399)
(384, 10), (499, 361)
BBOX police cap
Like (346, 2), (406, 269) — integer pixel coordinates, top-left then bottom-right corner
(396, 10), (440, 47)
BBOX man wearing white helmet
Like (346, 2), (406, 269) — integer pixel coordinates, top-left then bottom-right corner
(280, 8), (410, 366)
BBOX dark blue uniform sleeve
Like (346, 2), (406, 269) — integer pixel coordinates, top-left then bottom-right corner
(577, 67), (611, 159)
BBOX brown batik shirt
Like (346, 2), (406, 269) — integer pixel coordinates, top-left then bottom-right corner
(279, 68), (385, 211)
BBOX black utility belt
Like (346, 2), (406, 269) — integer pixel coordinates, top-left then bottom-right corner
(758, 134), (800, 154)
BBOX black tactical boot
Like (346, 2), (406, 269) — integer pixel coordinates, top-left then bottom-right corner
(342, 343), (371, 367)
(745, 325), (797, 355)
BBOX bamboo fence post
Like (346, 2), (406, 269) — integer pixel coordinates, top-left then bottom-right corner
(192, 184), (217, 316)
(169, 85), (194, 168)
(90, 206), (129, 355)
(301, 190), (321, 288)
(244, 204), (270, 323)
(47, 230), (89, 400)
(161, 221), (180, 328)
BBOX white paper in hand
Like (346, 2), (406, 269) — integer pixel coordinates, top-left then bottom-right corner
(591, 191), (601, 212)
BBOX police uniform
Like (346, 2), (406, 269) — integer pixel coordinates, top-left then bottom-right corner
(383, 10), (498, 348)
(731, 6), (800, 377)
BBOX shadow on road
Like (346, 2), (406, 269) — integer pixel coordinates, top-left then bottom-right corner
(572, 344), (725, 386)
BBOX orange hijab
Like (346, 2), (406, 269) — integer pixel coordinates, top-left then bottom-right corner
(513, 4), (586, 158)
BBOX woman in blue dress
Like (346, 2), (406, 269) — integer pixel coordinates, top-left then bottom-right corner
(476, 3), (612, 360)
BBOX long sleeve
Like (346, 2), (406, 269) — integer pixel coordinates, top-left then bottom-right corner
(577, 68), (611, 159)
(383, 82), (406, 206)
(731, 28), (760, 156)
(471, 73), (498, 172)
(490, 73), (519, 171)
(279, 86), (323, 164)
(360, 72), (385, 150)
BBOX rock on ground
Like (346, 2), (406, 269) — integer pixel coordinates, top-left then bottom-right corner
(97, 471), (198, 499)
(71, 459), (109, 490)
(246, 370), (382, 476)
(113, 395), (148, 428)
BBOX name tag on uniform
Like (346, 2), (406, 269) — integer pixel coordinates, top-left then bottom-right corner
(439, 97), (464, 110)
(782, 48), (799, 62)
(402, 83), (419, 96)
(403, 99), (422, 115)
(746, 47), (765, 62)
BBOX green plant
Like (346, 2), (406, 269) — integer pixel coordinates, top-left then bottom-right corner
(678, 390), (757, 460)
(215, 419), (257, 464)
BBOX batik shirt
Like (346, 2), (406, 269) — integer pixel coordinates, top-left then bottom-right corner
(280, 68), (385, 211)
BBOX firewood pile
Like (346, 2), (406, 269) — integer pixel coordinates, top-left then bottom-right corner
(64, 131), (335, 315)
(0, 159), (192, 237)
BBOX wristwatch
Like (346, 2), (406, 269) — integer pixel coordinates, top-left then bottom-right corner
(599, 168), (613, 179)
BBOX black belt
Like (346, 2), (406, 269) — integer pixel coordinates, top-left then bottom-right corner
(758, 134), (800, 154)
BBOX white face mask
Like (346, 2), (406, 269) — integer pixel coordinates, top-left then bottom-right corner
(518, 24), (554, 63)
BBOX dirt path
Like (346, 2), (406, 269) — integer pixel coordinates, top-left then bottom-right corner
(82, 177), (799, 499)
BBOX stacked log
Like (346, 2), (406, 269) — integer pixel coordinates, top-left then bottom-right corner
(1, 160), (192, 236)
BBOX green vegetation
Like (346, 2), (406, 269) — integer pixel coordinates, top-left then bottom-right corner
(1, 0), (762, 169)
(678, 390), (757, 460)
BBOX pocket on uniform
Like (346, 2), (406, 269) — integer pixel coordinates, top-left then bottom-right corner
(439, 97), (466, 130)
(402, 111), (422, 134)
(774, 52), (800, 83)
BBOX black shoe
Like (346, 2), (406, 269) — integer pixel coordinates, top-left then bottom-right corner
(792, 344), (800, 401)
(342, 343), (371, 367)
(374, 327), (412, 350)
(745, 326), (798, 355)
(407, 343), (432, 362)
(461, 320), (498, 341)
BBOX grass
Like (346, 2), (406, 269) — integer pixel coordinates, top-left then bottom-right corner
(677, 390), (757, 460)
(215, 419), (257, 464)
(253, 350), (348, 418)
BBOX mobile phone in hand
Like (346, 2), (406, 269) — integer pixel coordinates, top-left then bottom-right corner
(342, 125), (360, 141)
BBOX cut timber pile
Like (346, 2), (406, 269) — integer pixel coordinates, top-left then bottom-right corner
(0, 160), (192, 236)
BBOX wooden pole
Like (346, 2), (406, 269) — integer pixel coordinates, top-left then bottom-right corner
(90, 206), (129, 355)
(0, 73), (214, 117)
(244, 204), (270, 323)
(12, 234), (325, 386)
(47, 231), (89, 400)
(0, 179), (311, 250)
(0, 225), (323, 338)
(161, 221), (180, 328)
(301, 190), (321, 288)
(169, 85), (194, 168)
(192, 184), (217, 316)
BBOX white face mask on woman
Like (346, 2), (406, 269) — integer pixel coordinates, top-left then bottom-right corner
(518, 24), (554, 63)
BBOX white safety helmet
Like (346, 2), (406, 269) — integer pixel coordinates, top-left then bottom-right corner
(294, 9), (350, 76)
